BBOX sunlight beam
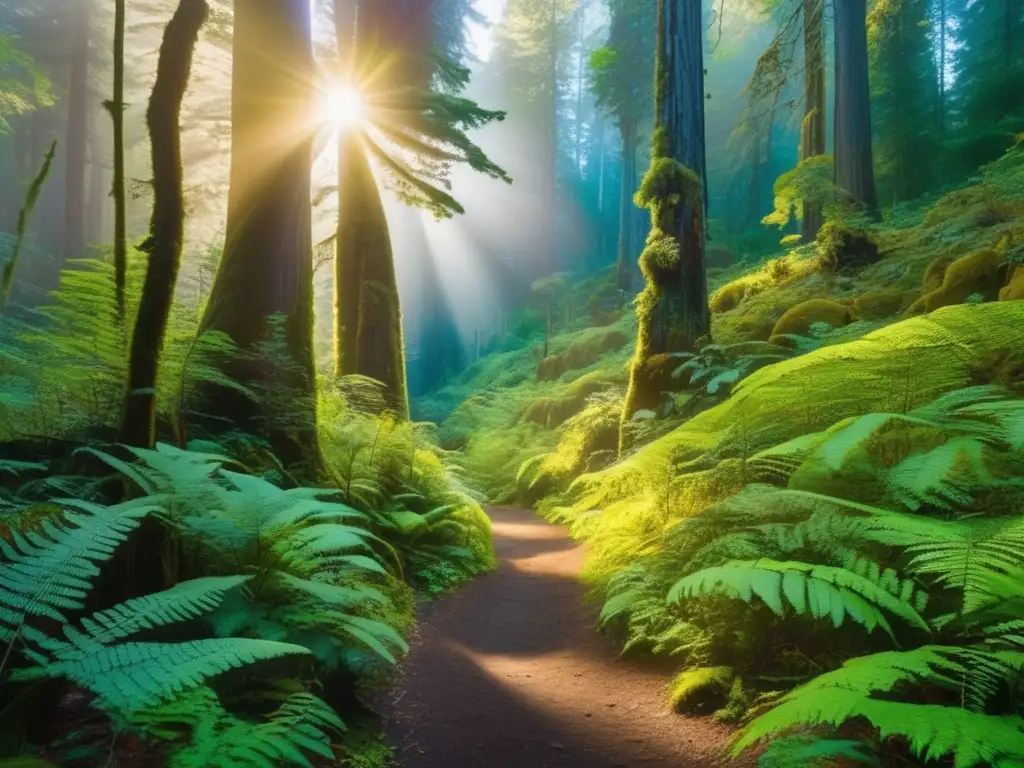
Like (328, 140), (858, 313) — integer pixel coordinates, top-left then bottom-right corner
(318, 84), (366, 130)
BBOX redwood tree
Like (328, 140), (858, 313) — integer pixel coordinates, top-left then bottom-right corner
(333, 0), (506, 419)
(834, 0), (879, 217)
(199, 0), (318, 467)
(622, 0), (708, 430)
(800, 0), (825, 240)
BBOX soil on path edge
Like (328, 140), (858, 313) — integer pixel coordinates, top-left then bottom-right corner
(380, 507), (748, 768)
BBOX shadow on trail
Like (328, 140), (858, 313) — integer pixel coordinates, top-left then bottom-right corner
(381, 507), (745, 768)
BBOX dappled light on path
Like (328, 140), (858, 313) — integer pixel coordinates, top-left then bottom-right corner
(382, 507), (746, 768)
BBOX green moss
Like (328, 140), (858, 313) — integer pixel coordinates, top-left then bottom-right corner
(668, 666), (734, 713)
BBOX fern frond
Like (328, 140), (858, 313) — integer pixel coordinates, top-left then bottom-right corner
(668, 559), (929, 637)
(136, 687), (343, 768)
(54, 576), (251, 650)
(13, 638), (311, 719)
(757, 734), (879, 767)
(0, 499), (160, 635)
(734, 648), (1024, 767)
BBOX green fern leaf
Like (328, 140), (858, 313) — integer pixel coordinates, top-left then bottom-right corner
(13, 638), (311, 719)
(669, 559), (929, 637)
(55, 576), (251, 649)
(0, 499), (160, 634)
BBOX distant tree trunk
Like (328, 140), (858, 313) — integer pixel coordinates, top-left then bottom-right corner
(622, 0), (708, 430)
(937, 0), (946, 131)
(574, 3), (586, 174)
(199, 0), (318, 468)
(107, 0), (128, 320)
(615, 119), (637, 291)
(834, 0), (879, 218)
(120, 0), (208, 448)
(62, 0), (90, 265)
(86, 149), (106, 245)
(543, 0), (559, 277)
(800, 0), (825, 241)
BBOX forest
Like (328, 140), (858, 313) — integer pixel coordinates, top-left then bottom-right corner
(0, 0), (1022, 766)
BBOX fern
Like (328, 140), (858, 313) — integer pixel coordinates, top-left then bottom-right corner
(735, 646), (1024, 767)
(757, 734), (879, 767)
(134, 687), (342, 767)
(0, 498), (161, 639)
(13, 637), (312, 720)
(52, 576), (251, 650)
(668, 558), (929, 638)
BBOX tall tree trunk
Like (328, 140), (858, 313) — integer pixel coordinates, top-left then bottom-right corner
(62, 0), (90, 265)
(544, 0), (559, 277)
(107, 0), (128, 320)
(331, 0), (428, 419)
(834, 0), (879, 218)
(574, 2), (586, 174)
(199, 0), (318, 469)
(121, 0), (208, 448)
(800, 0), (825, 241)
(334, 131), (409, 417)
(938, 0), (946, 131)
(86, 98), (108, 246)
(615, 119), (636, 291)
(622, 0), (708, 431)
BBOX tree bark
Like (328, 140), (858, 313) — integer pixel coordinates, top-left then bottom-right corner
(62, 0), (90, 265)
(615, 119), (636, 291)
(199, 0), (318, 468)
(622, 0), (708, 431)
(120, 0), (208, 448)
(108, 0), (128, 320)
(800, 0), (825, 241)
(834, 0), (879, 218)
(649, 0), (708, 352)
(334, 131), (409, 418)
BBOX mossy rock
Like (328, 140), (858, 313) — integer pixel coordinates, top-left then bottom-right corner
(907, 247), (1004, 314)
(818, 221), (880, 272)
(922, 254), (956, 293)
(521, 372), (622, 428)
(851, 289), (918, 320)
(710, 280), (757, 313)
(705, 244), (735, 270)
(668, 666), (735, 714)
(733, 317), (778, 344)
(1000, 264), (1024, 301)
(770, 298), (853, 339)
(536, 355), (569, 381)
(537, 329), (630, 381)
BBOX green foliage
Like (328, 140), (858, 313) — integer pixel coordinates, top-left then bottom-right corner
(135, 688), (343, 768)
(0, 33), (52, 133)
(758, 734), (879, 768)
(762, 155), (840, 231)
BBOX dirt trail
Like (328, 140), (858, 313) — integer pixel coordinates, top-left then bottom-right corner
(382, 507), (746, 768)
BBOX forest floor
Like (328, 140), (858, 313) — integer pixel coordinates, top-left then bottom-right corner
(381, 507), (747, 768)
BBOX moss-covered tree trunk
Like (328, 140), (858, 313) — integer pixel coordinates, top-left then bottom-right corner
(615, 119), (637, 292)
(834, 0), (879, 218)
(334, 130), (409, 418)
(108, 0), (128, 321)
(331, 0), (431, 420)
(621, 0), (708, 438)
(199, 0), (318, 468)
(800, 0), (825, 242)
(120, 0), (208, 449)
